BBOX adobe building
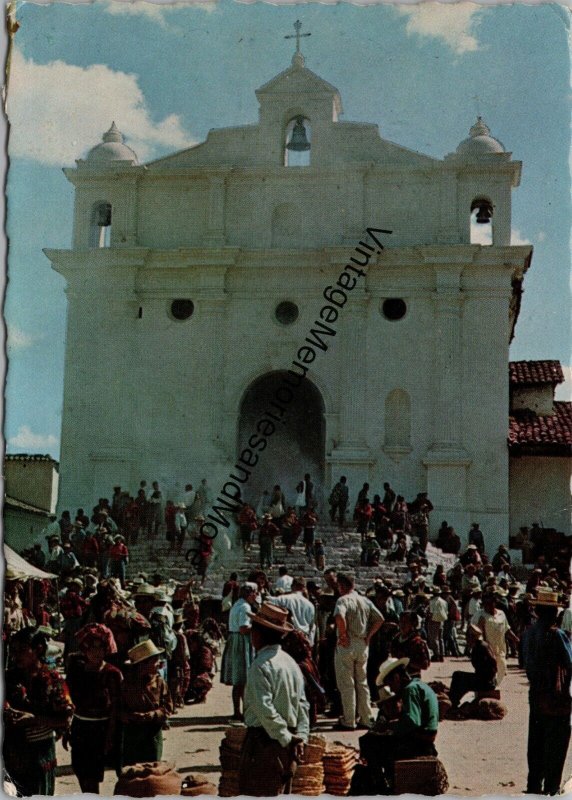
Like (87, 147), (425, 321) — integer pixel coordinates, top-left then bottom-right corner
(3, 454), (59, 551)
(44, 44), (570, 551)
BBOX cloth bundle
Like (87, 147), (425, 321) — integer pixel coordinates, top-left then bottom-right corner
(113, 761), (181, 797)
(180, 774), (217, 796)
(322, 743), (360, 796)
(218, 727), (247, 797)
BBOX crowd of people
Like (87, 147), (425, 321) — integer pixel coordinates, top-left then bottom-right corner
(2, 570), (224, 796)
(4, 472), (572, 797)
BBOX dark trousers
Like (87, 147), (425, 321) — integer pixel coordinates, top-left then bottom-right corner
(359, 730), (437, 791)
(238, 727), (296, 796)
(330, 502), (347, 526)
(444, 620), (461, 656)
(449, 671), (480, 707)
(527, 700), (571, 795)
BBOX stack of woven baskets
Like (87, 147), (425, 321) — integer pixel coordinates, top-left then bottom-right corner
(218, 727), (247, 797)
(322, 743), (360, 796)
(291, 734), (327, 796)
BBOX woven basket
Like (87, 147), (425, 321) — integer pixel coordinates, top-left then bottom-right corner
(394, 756), (449, 796)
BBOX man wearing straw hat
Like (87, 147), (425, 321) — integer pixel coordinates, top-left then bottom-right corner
(239, 602), (309, 796)
(358, 656), (439, 793)
(522, 587), (572, 796)
(120, 640), (174, 767)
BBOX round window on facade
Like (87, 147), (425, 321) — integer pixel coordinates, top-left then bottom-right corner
(275, 301), (299, 325)
(381, 298), (407, 321)
(170, 299), (195, 321)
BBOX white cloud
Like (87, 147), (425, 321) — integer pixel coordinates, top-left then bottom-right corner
(103, 0), (217, 22)
(6, 325), (37, 352)
(537, 231), (546, 243)
(7, 47), (195, 166)
(511, 228), (531, 246)
(394, 4), (484, 55)
(8, 425), (59, 450)
(469, 226), (531, 247)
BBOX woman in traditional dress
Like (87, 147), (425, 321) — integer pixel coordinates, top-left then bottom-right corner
(220, 583), (256, 721)
(66, 623), (123, 793)
(4, 627), (74, 796)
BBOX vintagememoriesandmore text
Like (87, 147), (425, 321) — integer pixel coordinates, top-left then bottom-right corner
(198, 227), (392, 543)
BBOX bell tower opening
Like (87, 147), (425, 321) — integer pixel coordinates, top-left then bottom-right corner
(284, 116), (311, 166)
(238, 371), (325, 509)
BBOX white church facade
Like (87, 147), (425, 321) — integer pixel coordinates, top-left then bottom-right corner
(45, 46), (571, 552)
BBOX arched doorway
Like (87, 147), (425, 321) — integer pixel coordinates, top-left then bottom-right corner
(238, 371), (326, 511)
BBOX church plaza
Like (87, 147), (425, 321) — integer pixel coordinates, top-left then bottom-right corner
(53, 654), (572, 797)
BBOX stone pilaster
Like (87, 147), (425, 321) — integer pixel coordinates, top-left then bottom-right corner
(204, 176), (226, 246)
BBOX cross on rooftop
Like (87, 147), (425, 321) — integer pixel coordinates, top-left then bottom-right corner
(285, 20), (311, 54)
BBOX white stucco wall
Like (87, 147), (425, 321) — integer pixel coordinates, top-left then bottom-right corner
(46, 57), (533, 546)
(509, 456), (572, 536)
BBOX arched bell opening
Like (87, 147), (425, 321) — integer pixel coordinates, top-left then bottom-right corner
(89, 201), (112, 248)
(470, 197), (493, 246)
(284, 116), (311, 167)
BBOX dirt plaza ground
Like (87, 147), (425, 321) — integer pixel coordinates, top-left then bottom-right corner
(54, 654), (572, 797)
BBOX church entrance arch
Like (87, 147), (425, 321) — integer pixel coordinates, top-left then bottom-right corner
(238, 371), (326, 512)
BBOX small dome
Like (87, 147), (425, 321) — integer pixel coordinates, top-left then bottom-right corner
(86, 122), (139, 164)
(456, 117), (505, 156)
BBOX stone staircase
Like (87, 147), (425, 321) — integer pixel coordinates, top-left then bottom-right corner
(126, 522), (456, 598)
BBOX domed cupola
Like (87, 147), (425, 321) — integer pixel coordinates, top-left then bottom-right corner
(86, 122), (139, 165)
(456, 117), (505, 157)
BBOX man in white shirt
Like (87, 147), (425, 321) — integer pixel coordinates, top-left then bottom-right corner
(241, 603), (309, 796)
(427, 587), (448, 662)
(274, 566), (294, 594)
(269, 578), (316, 645)
(333, 573), (384, 730)
(182, 483), (196, 510)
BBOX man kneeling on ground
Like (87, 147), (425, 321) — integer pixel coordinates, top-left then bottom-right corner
(356, 657), (439, 794)
(449, 623), (498, 709)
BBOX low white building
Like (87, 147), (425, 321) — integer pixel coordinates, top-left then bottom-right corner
(509, 361), (571, 538)
(44, 48), (569, 552)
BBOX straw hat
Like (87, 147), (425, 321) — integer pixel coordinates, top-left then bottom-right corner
(376, 685), (396, 705)
(153, 590), (172, 604)
(375, 657), (410, 686)
(466, 623), (484, 639)
(125, 639), (164, 665)
(133, 583), (156, 597)
(248, 602), (294, 632)
(531, 587), (561, 607)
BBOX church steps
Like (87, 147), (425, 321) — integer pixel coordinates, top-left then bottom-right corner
(124, 523), (452, 597)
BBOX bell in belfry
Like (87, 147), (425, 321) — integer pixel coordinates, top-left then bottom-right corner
(286, 116), (311, 151)
(471, 198), (493, 225)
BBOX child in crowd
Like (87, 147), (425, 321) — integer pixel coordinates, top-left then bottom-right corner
(313, 538), (325, 571)
(302, 507), (319, 562)
(174, 504), (188, 554)
(165, 500), (177, 548)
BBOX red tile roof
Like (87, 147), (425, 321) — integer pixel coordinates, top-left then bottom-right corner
(509, 402), (572, 455)
(509, 360), (564, 386)
(4, 454), (58, 463)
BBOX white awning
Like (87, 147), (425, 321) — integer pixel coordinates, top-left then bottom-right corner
(4, 544), (57, 580)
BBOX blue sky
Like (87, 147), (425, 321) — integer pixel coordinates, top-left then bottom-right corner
(4, 0), (571, 459)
